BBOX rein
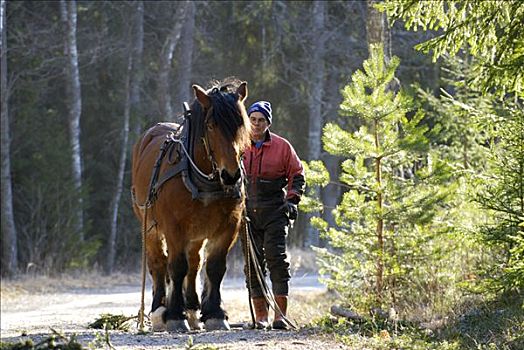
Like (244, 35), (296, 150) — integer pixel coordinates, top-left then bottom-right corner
(242, 210), (298, 330)
(240, 158), (298, 331)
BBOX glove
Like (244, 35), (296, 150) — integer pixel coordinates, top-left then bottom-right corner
(287, 201), (298, 220)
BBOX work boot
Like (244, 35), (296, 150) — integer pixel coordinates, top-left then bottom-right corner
(252, 297), (269, 329)
(272, 295), (288, 330)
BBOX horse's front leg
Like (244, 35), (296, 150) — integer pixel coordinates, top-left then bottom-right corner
(201, 238), (233, 331)
(184, 240), (205, 330)
(164, 250), (190, 332)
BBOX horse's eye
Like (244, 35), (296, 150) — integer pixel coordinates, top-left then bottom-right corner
(207, 122), (214, 131)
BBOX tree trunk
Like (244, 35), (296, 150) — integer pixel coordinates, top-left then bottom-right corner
(60, 0), (84, 240)
(320, 69), (343, 236)
(1, 0), (18, 276)
(366, 0), (387, 52)
(158, 1), (190, 121)
(367, 0), (390, 306)
(305, 0), (325, 247)
(174, 1), (195, 115)
(374, 120), (384, 304)
(105, 1), (144, 275)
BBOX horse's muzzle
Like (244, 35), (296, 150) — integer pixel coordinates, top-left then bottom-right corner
(221, 168), (241, 186)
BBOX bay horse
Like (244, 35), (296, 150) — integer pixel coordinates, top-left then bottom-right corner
(131, 80), (250, 332)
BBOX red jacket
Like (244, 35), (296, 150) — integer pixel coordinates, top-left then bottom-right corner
(243, 131), (305, 207)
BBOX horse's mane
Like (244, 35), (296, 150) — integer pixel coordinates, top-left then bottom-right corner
(190, 78), (251, 151)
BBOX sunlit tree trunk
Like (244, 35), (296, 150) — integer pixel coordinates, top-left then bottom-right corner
(305, 0), (325, 247)
(158, 1), (190, 121)
(60, 0), (84, 240)
(367, 0), (390, 304)
(373, 119), (384, 303)
(320, 71), (342, 235)
(366, 0), (389, 54)
(106, 1), (144, 275)
(1, 0), (18, 276)
(174, 1), (194, 114)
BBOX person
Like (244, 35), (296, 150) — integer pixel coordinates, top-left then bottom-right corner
(242, 100), (305, 330)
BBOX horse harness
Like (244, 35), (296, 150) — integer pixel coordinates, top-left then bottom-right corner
(139, 102), (243, 209)
(134, 103), (296, 331)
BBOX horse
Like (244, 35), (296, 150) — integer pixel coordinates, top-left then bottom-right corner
(131, 79), (250, 332)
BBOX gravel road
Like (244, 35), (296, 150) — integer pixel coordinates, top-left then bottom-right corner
(1, 274), (348, 349)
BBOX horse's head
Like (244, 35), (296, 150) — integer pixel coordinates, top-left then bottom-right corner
(192, 81), (251, 188)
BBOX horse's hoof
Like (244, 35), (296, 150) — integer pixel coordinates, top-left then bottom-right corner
(204, 318), (230, 331)
(272, 319), (289, 330)
(187, 310), (203, 330)
(151, 306), (167, 332)
(166, 319), (191, 333)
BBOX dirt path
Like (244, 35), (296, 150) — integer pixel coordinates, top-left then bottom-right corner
(1, 274), (347, 349)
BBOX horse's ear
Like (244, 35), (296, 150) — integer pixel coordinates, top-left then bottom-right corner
(236, 82), (248, 102)
(193, 84), (211, 109)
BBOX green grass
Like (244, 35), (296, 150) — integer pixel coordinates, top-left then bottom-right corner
(438, 292), (523, 350)
(310, 292), (523, 350)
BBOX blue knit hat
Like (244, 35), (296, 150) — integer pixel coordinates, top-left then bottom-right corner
(247, 101), (272, 124)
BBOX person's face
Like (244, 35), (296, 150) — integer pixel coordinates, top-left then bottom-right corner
(249, 111), (269, 140)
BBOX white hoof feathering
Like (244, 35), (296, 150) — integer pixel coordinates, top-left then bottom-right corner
(151, 306), (167, 332)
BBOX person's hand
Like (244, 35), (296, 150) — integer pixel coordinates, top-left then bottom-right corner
(287, 201), (298, 220)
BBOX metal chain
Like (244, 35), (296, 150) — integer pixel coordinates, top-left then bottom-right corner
(169, 136), (216, 181)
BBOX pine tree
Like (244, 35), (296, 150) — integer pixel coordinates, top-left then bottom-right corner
(310, 45), (451, 311)
(378, 0), (524, 97)
(476, 100), (524, 292)
(381, 0), (524, 294)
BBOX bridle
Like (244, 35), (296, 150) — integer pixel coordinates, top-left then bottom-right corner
(185, 101), (242, 185)
(201, 113), (219, 181)
(172, 102), (219, 182)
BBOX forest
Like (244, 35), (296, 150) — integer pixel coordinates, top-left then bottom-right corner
(1, 0), (523, 349)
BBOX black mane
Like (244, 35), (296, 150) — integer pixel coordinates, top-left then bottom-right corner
(190, 79), (249, 147)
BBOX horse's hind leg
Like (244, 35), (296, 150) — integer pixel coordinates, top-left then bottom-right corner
(201, 239), (231, 331)
(184, 240), (204, 330)
(145, 230), (168, 332)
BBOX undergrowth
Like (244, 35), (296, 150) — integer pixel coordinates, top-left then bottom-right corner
(310, 292), (523, 350)
(88, 313), (137, 331)
(0, 316), (222, 350)
(0, 329), (84, 350)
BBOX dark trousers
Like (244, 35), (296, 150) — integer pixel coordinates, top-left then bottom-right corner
(243, 205), (291, 298)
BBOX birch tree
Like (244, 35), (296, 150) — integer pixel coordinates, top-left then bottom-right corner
(1, 0), (18, 276)
(106, 1), (144, 275)
(174, 1), (195, 111)
(158, 0), (190, 121)
(60, 0), (84, 240)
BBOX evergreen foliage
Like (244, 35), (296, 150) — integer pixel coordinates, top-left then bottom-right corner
(476, 100), (524, 292)
(378, 0), (524, 96)
(380, 0), (524, 296)
(310, 45), (459, 314)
